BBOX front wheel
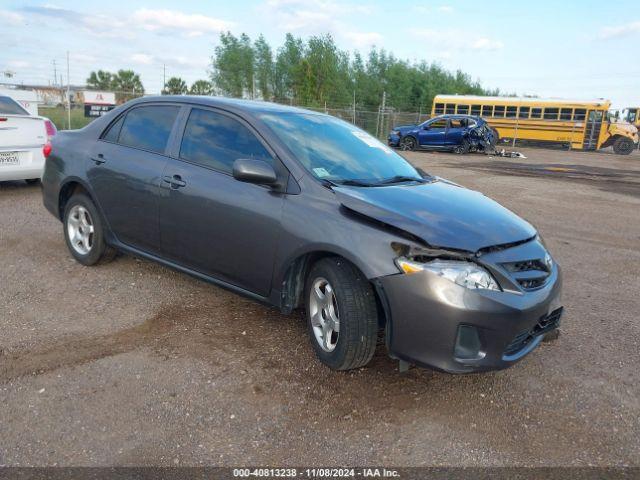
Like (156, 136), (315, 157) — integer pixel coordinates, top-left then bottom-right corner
(305, 257), (379, 370)
(63, 193), (116, 266)
(400, 136), (417, 151)
(612, 136), (635, 155)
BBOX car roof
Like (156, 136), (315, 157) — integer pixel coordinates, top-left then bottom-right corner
(130, 95), (322, 116)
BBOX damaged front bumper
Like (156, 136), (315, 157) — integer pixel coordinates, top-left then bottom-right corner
(375, 243), (563, 373)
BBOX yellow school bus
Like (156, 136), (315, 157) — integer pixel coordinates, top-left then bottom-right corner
(432, 95), (639, 155)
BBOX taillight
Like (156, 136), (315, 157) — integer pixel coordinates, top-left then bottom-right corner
(44, 119), (57, 139)
(43, 142), (52, 158)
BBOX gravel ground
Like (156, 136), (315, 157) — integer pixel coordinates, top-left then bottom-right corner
(0, 146), (639, 467)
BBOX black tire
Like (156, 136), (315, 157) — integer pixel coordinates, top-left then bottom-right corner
(400, 136), (417, 151)
(612, 136), (635, 155)
(305, 257), (378, 370)
(25, 178), (39, 185)
(453, 139), (470, 154)
(63, 193), (116, 266)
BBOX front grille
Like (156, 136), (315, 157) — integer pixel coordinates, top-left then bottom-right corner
(501, 257), (551, 291)
(504, 307), (563, 357)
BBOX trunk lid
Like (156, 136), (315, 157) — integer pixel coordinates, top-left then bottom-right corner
(0, 115), (47, 150)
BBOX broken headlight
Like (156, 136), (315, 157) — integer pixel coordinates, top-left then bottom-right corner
(395, 258), (501, 291)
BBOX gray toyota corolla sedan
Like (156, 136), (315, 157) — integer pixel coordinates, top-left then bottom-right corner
(42, 96), (562, 373)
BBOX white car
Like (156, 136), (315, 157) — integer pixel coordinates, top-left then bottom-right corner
(0, 95), (56, 183)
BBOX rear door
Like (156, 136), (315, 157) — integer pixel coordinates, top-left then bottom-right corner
(417, 118), (447, 148)
(87, 104), (181, 254)
(159, 106), (284, 296)
(445, 118), (467, 146)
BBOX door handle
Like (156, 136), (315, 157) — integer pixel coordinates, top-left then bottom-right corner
(163, 175), (186, 188)
(91, 153), (106, 165)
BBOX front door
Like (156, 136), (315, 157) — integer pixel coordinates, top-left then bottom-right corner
(159, 107), (284, 296)
(87, 104), (180, 254)
(417, 118), (447, 148)
(583, 110), (603, 150)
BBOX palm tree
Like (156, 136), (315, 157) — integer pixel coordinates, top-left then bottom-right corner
(112, 70), (144, 101)
(189, 80), (213, 95)
(163, 77), (188, 95)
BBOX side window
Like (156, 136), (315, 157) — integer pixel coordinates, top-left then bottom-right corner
(544, 108), (559, 120)
(494, 105), (505, 117)
(180, 108), (273, 174)
(481, 105), (493, 117)
(506, 106), (517, 118)
(560, 108), (573, 120)
(449, 119), (465, 128)
(531, 107), (542, 119)
(445, 104), (455, 114)
(118, 105), (179, 154)
(519, 106), (530, 119)
(428, 119), (448, 129)
(470, 105), (481, 116)
(574, 108), (587, 121)
(456, 105), (469, 115)
(434, 103), (445, 115)
(102, 115), (125, 142)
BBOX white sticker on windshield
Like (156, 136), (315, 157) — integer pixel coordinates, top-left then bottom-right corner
(313, 167), (330, 178)
(351, 131), (392, 154)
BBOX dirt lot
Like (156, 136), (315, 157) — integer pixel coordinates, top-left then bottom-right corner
(1, 147), (639, 467)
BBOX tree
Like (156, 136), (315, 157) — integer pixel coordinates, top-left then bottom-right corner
(210, 32), (495, 111)
(189, 80), (213, 95)
(211, 32), (255, 98)
(86, 70), (113, 90)
(111, 70), (144, 102)
(254, 35), (273, 100)
(163, 77), (188, 95)
(274, 33), (304, 101)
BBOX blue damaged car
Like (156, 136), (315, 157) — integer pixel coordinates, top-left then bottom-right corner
(389, 114), (495, 153)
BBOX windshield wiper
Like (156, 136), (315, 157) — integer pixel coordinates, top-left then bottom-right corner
(373, 175), (427, 186)
(335, 179), (376, 187)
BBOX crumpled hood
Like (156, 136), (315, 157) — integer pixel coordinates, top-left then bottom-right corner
(334, 180), (537, 252)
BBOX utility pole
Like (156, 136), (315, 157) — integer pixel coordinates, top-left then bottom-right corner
(163, 64), (166, 94)
(66, 51), (71, 130)
(52, 60), (57, 87)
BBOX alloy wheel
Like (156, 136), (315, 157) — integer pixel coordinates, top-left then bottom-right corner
(67, 205), (94, 255)
(309, 277), (340, 352)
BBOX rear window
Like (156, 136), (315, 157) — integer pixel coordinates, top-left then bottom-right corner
(0, 96), (29, 115)
(118, 105), (179, 154)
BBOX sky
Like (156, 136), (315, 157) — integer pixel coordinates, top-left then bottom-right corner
(0, 0), (639, 109)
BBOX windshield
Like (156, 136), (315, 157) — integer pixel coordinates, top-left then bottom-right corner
(260, 112), (422, 185)
(0, 96), (29, 115)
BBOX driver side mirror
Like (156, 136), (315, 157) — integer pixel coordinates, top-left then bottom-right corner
(422, 125), (430, 130)
(232, 158), (278, 186)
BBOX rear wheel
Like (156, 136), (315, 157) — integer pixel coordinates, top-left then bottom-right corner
(400, 136), (417, 151)
(63, 193), (116, 266)
(453, 139), (470, 154)
(612, 136), (635, 155)
(305, 257), (378, 370)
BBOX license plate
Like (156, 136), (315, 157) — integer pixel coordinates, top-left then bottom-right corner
(0, 152), (19, 166)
